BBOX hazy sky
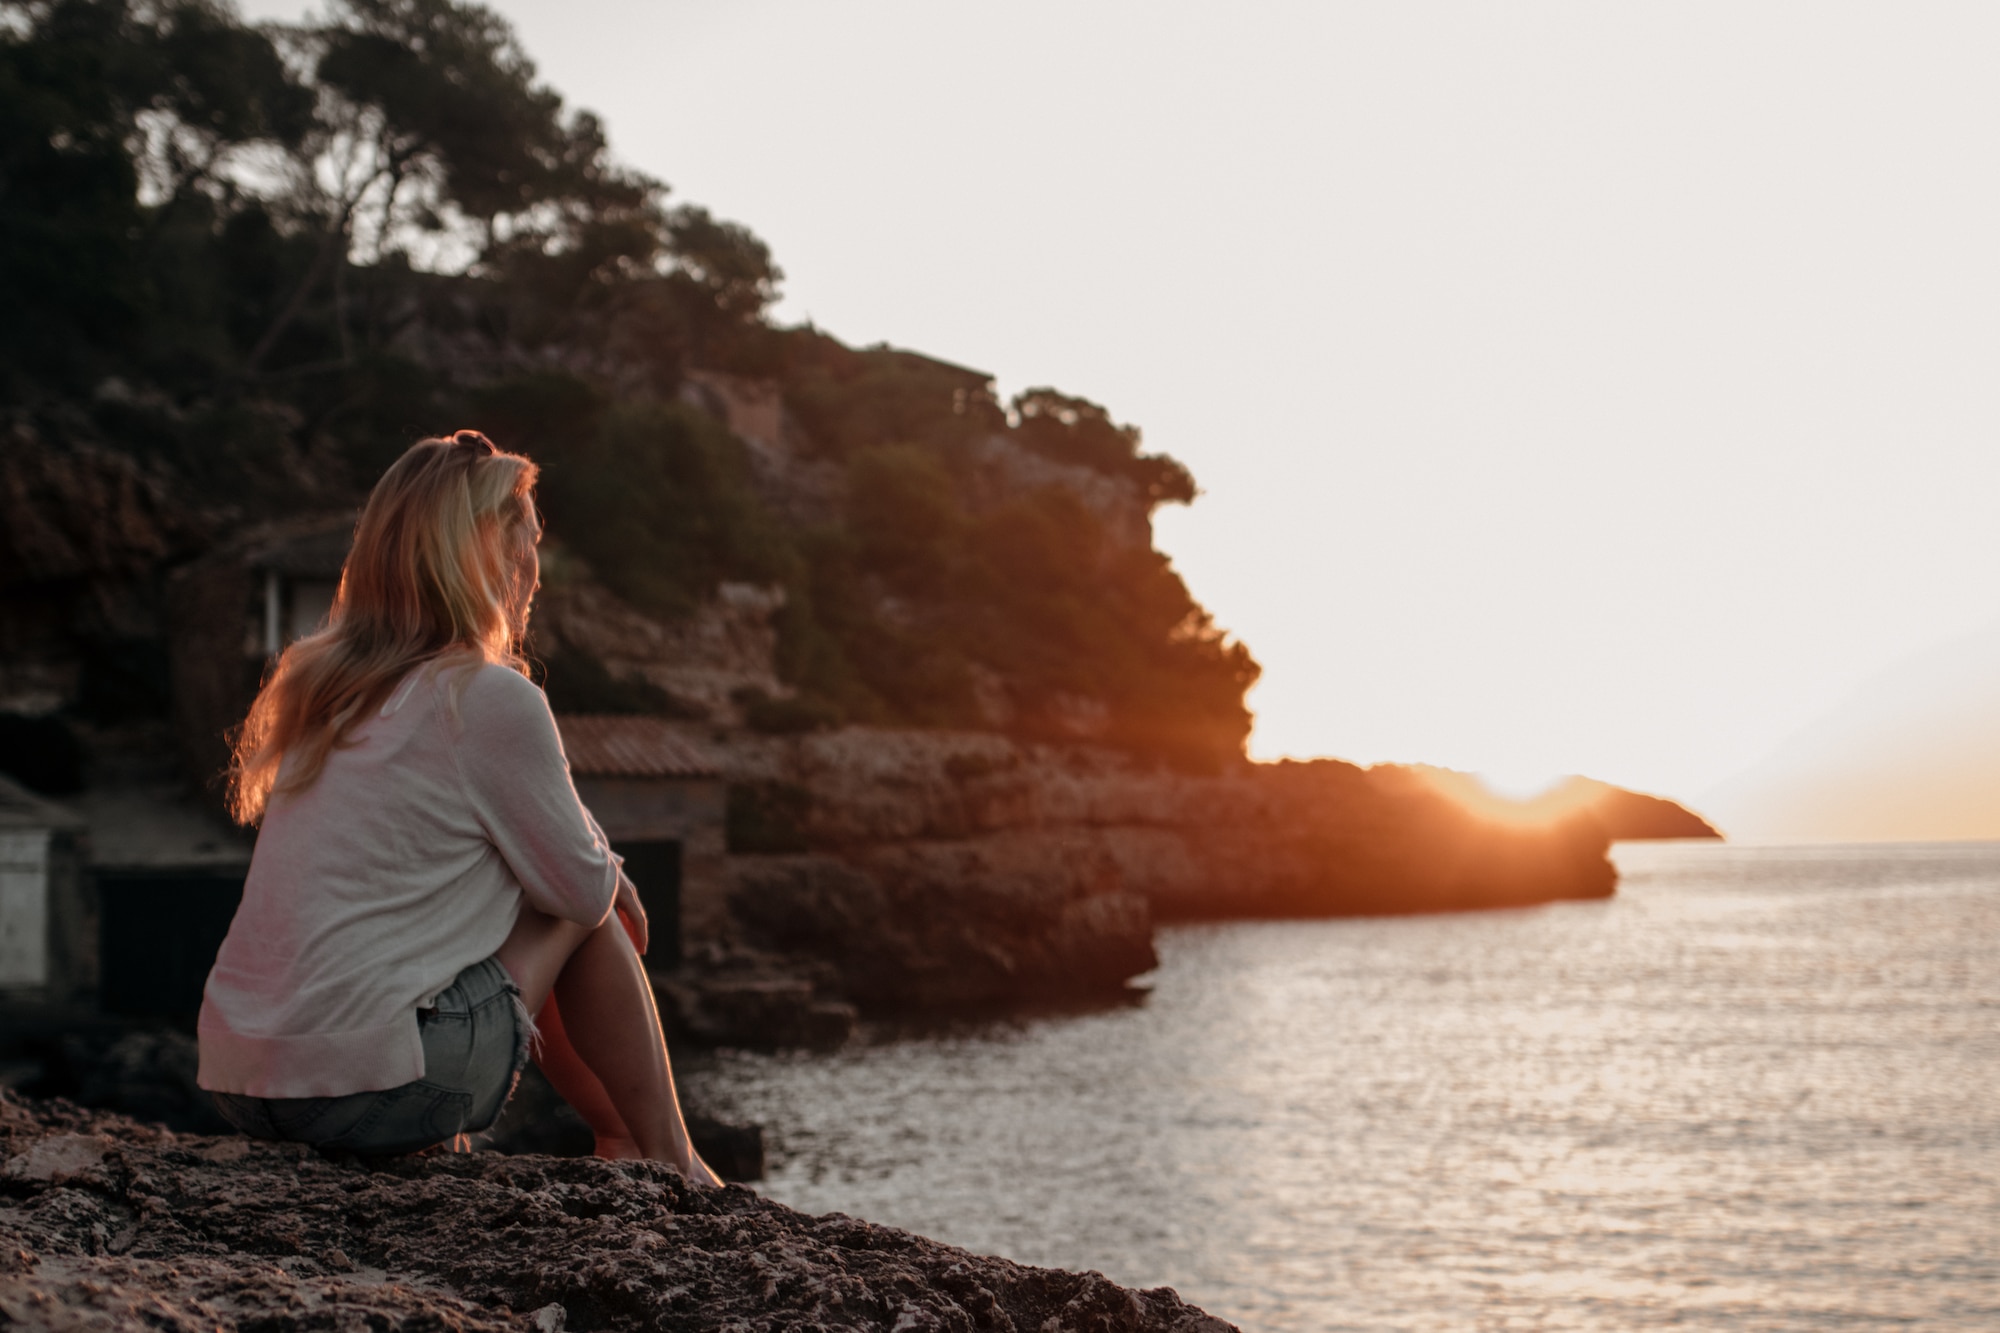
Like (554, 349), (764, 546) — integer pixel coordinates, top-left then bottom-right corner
(245, 1), (2000, 814)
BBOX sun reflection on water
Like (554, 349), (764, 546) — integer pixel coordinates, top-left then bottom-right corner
(688, 843), (2000, 1331)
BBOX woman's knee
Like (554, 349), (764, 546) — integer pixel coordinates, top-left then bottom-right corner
(495, 905), (595, 1013)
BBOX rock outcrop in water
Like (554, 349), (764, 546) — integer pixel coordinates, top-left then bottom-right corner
(0, 1090), (1235, 1332)
(720, 728), (1620, 915)
(680, 728), (1622, 1014)
(1566, 780), (1721, 840)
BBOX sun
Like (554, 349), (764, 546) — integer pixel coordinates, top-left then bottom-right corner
(1474, 767), (1567, 802)
(1397, 764), (1603, 828)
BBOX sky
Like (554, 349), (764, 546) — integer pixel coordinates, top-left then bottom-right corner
(244, 0), (2000, 830)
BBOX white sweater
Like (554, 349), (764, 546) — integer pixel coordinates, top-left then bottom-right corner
(197, 660), (621, 1098)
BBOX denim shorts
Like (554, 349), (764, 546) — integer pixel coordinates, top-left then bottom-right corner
(212, 956), (532, 1156)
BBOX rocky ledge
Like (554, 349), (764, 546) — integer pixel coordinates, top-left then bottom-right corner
(0, 1090), (1234, 1332)
(676, 730), (1636, 1021)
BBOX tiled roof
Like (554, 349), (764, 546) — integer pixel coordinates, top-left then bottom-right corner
(555, 715), (719, 779)
(245, 514), (358, 577)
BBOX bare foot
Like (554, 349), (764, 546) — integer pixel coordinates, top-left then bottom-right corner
(593, 1136), (643, 1161)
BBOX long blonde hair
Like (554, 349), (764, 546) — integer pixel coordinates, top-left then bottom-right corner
(227, 431), (540, 824)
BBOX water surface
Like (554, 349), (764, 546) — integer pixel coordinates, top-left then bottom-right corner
(687, 842), (2000, 1330)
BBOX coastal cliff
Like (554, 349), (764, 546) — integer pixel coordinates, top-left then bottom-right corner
(717, 727), (1620, 916)
(656, 727), (1620, 1018)
(0, 1090), (1234, 1332)
(0, 0), (1719, 1038)
(0, 412), (1689, 1032)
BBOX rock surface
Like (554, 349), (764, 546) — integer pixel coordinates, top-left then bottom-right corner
(0, 1090), (1235, 1332)
(729, 838), (1158, 1011)
(532, 572), (790, 728)
(1579, 782), (1722, 840)
(0, 423), (216, 718)
(680, 727), (1640, 1015)
(6, 1027), (772, 1186)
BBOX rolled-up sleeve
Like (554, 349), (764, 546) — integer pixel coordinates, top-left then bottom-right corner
(450, 667), (620, 927)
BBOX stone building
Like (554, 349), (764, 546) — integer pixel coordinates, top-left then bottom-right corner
(554, 716), (725, 968)
(80, 784), (252, 1023)
(0, 776), (90, 1004)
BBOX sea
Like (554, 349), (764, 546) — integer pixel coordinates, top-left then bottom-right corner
(682, 842), (2000, 1331)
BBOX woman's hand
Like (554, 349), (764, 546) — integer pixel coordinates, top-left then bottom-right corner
(612, 870), (648, 955)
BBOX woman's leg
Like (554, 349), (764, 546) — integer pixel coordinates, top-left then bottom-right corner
(495, 906), (716, 1181)
(533, 995), (640, 1159)
(494, 904), (592, 1013)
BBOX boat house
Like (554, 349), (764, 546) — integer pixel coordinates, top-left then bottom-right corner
(0, 776), (90, 1005)
(554, 715), (725, 969)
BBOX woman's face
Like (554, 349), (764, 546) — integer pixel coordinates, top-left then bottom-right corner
(504, 499), (543, 636)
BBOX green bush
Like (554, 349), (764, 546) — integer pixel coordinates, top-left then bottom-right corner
(1, 0), (1260, 771)
(534, 399), (790, 620)
(1012, 388), (1196, 505)
(847, 444), (963, 588)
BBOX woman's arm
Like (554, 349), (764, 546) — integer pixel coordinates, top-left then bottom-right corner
(450, 666), (621, 928)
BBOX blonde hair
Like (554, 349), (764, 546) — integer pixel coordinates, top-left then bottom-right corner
(227, 431), (540, 824)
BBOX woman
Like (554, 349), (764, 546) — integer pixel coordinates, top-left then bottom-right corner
(197, 430), (718, 1183)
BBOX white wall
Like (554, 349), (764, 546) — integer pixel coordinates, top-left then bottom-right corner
(0, 830), (50, 988)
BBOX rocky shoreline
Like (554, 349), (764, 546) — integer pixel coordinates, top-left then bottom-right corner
(641, 726), (1658, 1035)
(0, 1089), (1235, 1332)
(3, 391), (1715, 1050)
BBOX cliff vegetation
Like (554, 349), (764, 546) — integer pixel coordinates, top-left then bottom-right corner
(1, 0), (1255, 769)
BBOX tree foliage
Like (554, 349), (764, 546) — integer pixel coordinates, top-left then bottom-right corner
(1011, 389), (1196, 505)
(0, 0), (1256, 766)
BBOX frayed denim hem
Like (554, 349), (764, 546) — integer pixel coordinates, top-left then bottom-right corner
(508, 984), (539, 1070)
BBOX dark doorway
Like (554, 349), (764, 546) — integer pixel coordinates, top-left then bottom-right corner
(97, 871), (247, 1024)
(613, 839), (682, 966)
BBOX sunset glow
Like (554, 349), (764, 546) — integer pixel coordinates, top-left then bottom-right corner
(1474, 768), (1567, 804)
(13, 3), (1998, 1329)
(235, 0), (2000, 835)
(1407, 767), (1607, 830)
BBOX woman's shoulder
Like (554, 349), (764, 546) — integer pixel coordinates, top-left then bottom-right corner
(432, 657), (553, 731)
(456, 657), (544, 699)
